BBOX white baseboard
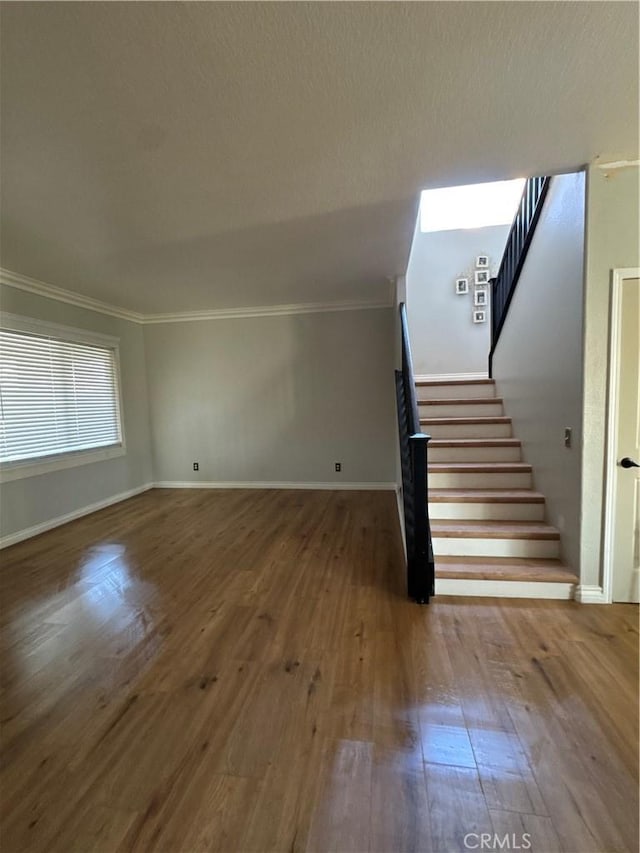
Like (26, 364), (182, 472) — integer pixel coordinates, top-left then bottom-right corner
(153, 480), (397, 491)
(0, 483), (154, 549)
(435, 578), (575, 599)
(415, 372), (489, 382)
(574, 584), (608, 604)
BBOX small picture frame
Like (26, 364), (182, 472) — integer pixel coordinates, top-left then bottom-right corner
(455, 277), (469, 295)
(476, 255), (489, 268)
(474, 288), (488, 306)
(475, 269), (490, 285)
(473, 309), (487, 324)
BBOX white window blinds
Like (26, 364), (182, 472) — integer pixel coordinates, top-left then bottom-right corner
(0, 328), (122, 465)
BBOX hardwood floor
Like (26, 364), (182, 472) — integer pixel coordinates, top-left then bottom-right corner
(1, 489), (637, 853)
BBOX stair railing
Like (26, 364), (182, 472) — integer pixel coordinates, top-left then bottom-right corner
(395, 303), (435, 603)
(489, 175), (551, 376)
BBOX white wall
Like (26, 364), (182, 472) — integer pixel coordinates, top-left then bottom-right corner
(406, 221), (509, 376)
(580, 164), (640, 589)
(0, 284), (153, 541)
(491, 171), (586, 575)
(143, 308), (396, 485)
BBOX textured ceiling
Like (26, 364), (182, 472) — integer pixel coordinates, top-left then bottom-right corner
(1, 1), (638, 314)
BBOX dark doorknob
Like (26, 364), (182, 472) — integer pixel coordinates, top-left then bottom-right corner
(620, 457), (640, 469)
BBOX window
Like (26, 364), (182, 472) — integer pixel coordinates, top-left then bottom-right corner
(0, 315), (124, 479)
(420, 178), (526, 233)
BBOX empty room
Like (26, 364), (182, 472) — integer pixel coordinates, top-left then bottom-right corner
(1, 3), (638, 852)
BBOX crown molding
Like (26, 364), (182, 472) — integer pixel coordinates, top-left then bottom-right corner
(142, 296), (393, 324)
(1, 267), (394, 325)
(595, 159), (639, 171)
(0, 268), (145, 323)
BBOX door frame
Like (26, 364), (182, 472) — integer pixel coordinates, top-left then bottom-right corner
(602, 267), (640, 603)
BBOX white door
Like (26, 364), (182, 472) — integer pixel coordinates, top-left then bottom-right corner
(610, 273), (640, 602)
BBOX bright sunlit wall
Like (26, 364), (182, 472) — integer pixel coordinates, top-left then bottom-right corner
(420, 178), (526, 233)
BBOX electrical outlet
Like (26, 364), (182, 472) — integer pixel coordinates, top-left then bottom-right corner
(564, 428), (572, 448)
(193, 462), (199, 471)
(335, 462), (341, 472)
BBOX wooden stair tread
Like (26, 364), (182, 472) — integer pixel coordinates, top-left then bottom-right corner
(420, 397), (503, 405)
(429, 462), (531, 473)
(429, 438), (520, 448)
(416, 378), (494, 386)
(431, 520), (559, 540)
(429, 488), (544, 503)
(435, 556), (577, 583)
(421, 416), (511, 425)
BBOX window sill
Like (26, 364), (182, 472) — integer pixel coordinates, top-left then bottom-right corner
(0, 445), (126, 483)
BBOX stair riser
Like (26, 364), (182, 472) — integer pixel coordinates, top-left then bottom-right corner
(434, 578), (575, 599)
(416, 383), (496, 400)
(429, 446), (521, 463)
(432, 537), (560, 559)
(419, 402), (504, 418)
(429, 471), (532, 489)
(429, 502), (545, 522)
(423, 422), (512, 439)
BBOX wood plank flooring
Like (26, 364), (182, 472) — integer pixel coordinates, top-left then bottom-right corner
(1, 489), (638, 853)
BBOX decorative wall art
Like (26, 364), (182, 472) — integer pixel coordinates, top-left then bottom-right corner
(474, 288), (488, 306)
(454, 254), (493, 325)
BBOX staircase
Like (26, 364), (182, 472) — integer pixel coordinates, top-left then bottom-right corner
(419, 377), (578, 598)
